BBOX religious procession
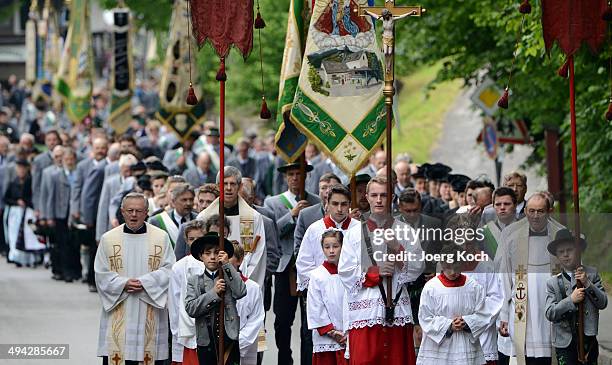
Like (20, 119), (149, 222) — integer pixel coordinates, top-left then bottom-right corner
(0, 0), (610, 365)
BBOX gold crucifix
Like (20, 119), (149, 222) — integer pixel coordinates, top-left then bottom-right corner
(357, 0), (425, 102)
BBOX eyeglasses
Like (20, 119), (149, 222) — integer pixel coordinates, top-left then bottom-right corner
(124, 209), (146, 215)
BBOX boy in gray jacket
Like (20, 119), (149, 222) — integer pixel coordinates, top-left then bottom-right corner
(545, 229), (608, 365)
(185, 233), (247, 365)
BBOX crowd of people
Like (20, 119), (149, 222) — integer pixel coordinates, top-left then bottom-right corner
(0, 75), (607, 365)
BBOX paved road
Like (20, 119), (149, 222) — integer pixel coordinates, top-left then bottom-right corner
(0, 258), (300, 365)
(430, 89), (547, 194)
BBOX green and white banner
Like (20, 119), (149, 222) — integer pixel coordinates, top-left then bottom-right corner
(274, 0), (311, 163)
(55, 0), (94, 124)
(289, 0), (387, 175)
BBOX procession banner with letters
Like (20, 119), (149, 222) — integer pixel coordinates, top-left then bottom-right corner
(156, 0), (206, 142)
(274, 0), (311, 162)
(289, 0), (387, 175)
(55, 0), (94, 123)
(108, 7), (134, 134)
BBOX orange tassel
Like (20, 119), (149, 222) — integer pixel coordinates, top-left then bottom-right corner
(606, 99), (612, 121)
(260, 97), (271, 119)
(557, 59), (569, 78)
(254, 11), (266, 29)
(497, 88), (509, 109)
(186, 83), (198, 105)
(519, 0), (531, 14)
(216, 63), (227, 82)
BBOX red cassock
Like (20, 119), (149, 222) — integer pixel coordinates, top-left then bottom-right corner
(313, 349), (349, 365)
(348, 324), (415, 365)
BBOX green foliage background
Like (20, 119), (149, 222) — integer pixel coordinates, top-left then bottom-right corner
(14, 0), (611, 212)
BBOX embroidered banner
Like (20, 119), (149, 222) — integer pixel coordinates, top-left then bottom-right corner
(289, 0), (387, 176)
(108, 7), (133, 134)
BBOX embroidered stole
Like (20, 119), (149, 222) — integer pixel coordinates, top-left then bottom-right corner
(512, 229), (560, 365)
(103, 224), (167, 365)
(200, 197), (256, 253)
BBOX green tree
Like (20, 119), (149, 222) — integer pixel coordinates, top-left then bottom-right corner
(393, 0), (612, 213)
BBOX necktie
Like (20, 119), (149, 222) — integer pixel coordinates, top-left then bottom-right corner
(181, 216), (187, 224)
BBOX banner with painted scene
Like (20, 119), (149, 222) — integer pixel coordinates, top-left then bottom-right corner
(108, 6), (134, 135)
(55, 0), (94, 124)
(274, 0), (311, 162)
(157, 0), (206, 142)
(289, 0), (387, 175)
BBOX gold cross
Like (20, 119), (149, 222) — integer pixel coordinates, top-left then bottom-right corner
(517, 264), (527, 281)
(356, 0), (425, 18)
(111, 353), (121, 365)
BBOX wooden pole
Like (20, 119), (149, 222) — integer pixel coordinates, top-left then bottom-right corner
(568, 55), (585, 364)
(217, 56), (226, 365)
(383, 74), (394, 309)
(299, 152), (307, 201)
(350, 175), (357, 210)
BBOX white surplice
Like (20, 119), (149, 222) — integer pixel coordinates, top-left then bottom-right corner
(464, 259), (504, 361)
(417, 275), (488, 365)
(295, 216), (359, 291)
(95, 226), (175, 361)
(307, 263), (346, 353)
(169, 254), (205, 362)
(237, 276), (265, 365)
(338, 220), (424, 330)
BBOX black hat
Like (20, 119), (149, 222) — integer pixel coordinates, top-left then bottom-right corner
(191, 233), (234, 260)
(355, 174), (371, 184)
(205, 128), (220, 137)
(547, 229), (587, 256)
(130, 161), (147, 172)
(448, 174), (471, 193)
(277, 162), (314, 173)
(15, 159), (30, 167)
(146, 160), (169, 173)
(423, 163), (452, 181)
(137, 175), (152, 191)
(411, 165), (427, 179)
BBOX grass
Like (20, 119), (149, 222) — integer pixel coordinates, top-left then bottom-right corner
(392, 63), (463, 163)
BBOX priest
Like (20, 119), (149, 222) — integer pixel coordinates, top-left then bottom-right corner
(197, 166), (267, 287)
(94, 192), (176, 365)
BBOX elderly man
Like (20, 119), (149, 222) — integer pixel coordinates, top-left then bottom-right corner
(71, 137), (109, 292)
(183, 152), (216, 188)
(32, 130), (61, 218)
(40, 145), (65, 280)
(95, 192), (175, 365)
(264, 162), (320, 365)
(198, 166), (267, 287)
(96, 154), (138, 241)
(149, 183), (197, 247)
(495, 193), (565, 365)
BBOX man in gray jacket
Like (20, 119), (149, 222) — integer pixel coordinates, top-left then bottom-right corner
(263, 162), (319, 365)
(185, 234), (246, 365)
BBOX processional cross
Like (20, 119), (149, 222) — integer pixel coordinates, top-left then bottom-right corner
(357, 0), (425, 308)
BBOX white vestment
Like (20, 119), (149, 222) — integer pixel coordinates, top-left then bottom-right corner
(417, 275), (488, 365)
(338, 220), (424, 330)
(295, 216), (359, 291)
(198, 197), (267, 288)
(169, 254), (204, 362)
(95, 224), (175, 362)
(464, 259), (504, 361)
(237, 276), (265, 365)
(307, 263), (346, 353)
(496, 219), (564, 359)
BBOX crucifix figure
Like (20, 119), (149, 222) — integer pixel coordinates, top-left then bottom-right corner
(358, 0), (426, 310)
(359, 0), (425, 82)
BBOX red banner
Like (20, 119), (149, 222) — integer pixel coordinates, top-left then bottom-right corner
(190, 0), (254, 59)
(541, 0), (607, 56)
